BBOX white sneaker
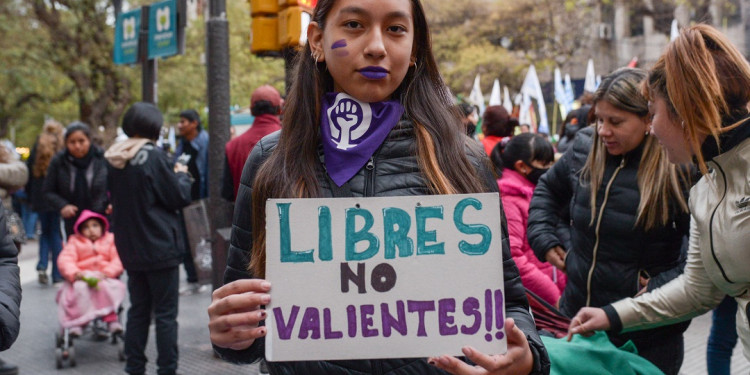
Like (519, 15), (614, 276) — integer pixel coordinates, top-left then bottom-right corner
(179, 282), (201, 296)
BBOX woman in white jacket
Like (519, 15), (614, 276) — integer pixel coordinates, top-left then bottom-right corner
(568, 23), (750, 363)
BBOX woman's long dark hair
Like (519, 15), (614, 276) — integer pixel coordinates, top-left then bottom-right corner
(250, 0), (486, 277)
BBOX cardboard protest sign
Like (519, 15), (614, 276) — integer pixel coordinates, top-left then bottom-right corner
(264, 193), (506, 361)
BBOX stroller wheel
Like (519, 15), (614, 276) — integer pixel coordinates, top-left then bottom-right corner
(118, 345), (126, 361)
(55, 347), (64, 369)
(68, 345), (77, 367)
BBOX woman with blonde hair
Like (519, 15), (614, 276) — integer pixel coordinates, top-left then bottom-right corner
(569, 24), (750, 367)
(527, 67), (692, 374)
(26, 120), (65, 284)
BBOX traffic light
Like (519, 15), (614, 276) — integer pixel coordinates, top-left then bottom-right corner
(250, 0), (281, 54)
(277, 0), (316, 48)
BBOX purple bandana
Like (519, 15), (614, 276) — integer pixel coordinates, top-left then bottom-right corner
(320, 92), (405, 186)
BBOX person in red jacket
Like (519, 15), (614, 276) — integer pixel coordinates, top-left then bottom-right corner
(56, 210), (126, 337)
(221, 85), (283, 201)
(491, 133), (565, 306)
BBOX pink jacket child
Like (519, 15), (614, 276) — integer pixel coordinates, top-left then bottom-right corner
(56, 210), (126, 335)
(498, 169), (567, 306)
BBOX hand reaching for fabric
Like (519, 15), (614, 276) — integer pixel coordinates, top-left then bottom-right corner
(567, 307), (611, 341)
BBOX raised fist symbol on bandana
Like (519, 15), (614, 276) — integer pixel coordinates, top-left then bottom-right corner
(330, 97), (371, 150)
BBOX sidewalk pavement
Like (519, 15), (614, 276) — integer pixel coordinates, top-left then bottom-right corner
(5, 240), (748, 374)
(4, 240), (260, 374)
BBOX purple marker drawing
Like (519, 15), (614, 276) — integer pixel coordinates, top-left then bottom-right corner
(331, 39), (347, 49)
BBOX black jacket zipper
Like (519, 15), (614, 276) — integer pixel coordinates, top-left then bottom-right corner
(586, 157), (626, 306)
(364, 157), (375, 197)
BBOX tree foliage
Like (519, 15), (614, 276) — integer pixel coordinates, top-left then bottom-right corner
(26, 0), (134, 145)
(0, 1), (78, 144)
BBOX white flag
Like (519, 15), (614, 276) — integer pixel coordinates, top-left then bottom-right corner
(518, 65), (549, 134)
(584, 59), (597, 93)
(469, 74), (486, 116)
(502, 86), (513, 113)
(489, 79), (502, 106)
(564, 74), (575, 110)
(554, 68), (569, 119)
(670, 19), (679, 41)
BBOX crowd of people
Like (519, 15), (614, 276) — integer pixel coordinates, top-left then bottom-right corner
(1, 1), (749, 375)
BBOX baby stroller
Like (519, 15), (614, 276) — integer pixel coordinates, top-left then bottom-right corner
(54, 273), (127, 369)
(54, 305), (125, 369)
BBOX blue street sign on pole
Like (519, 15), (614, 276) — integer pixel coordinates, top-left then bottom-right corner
(148, 0), (178, 59)
(114, 9), (141, 65)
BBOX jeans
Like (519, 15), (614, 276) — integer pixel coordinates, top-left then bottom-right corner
(707, 296), (738, 375)
(36, 211), (63, 282)
(124, 267), (179, 375)
(20, 203), (37, 239)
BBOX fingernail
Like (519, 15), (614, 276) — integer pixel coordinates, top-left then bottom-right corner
(428, 360), (436, 366)
(261, 281), (271, 290)
(259, 310), (266, 318)
(259, 328), (266, 336)
(261, 294), (271, 304)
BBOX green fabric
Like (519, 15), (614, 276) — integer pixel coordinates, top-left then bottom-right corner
(541, 331), (664, 375)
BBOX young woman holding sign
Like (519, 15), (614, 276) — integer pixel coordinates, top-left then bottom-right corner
(207, 0), (549, 374)
(568, 24), (750, 367)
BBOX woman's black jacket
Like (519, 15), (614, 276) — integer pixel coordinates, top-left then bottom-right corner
(527, 127), (691, 343)
(213, 121), (550, 375)
(42, 147), (109, 232)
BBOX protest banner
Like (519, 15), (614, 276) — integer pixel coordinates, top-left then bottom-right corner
(265, 193), (506, 361)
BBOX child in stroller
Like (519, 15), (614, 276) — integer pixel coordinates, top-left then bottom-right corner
(56, 210), (126, 338)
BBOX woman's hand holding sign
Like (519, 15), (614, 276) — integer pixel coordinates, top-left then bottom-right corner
(208, 279), (271, 351)
(428, 318), (533, 375)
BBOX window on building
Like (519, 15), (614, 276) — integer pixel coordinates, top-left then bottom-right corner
(651, 0), (676, 35)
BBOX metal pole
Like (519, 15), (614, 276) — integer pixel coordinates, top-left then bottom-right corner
(113, 0), (122, 18)
(139, 6), (157, 104)
(207, 0), (233, 289)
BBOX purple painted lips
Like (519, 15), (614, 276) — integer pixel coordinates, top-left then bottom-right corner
(358, 66), (388, 80)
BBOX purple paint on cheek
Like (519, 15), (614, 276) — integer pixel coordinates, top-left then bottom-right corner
(331, 39), (349, 57)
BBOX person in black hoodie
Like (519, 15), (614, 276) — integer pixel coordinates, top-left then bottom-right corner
(207, 1), (549, 374)
(105, 102), (192, 375)
(42, 122), (109, 242)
